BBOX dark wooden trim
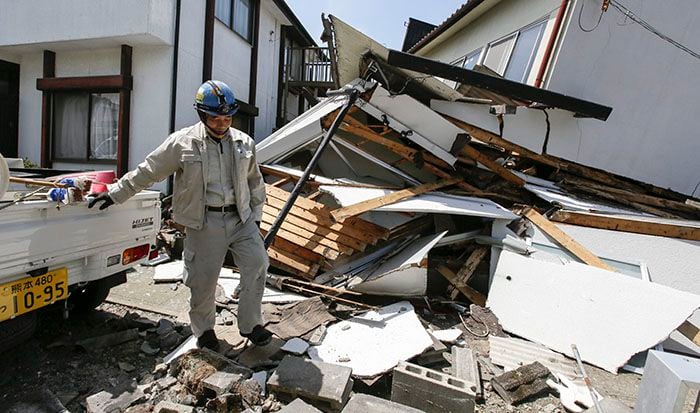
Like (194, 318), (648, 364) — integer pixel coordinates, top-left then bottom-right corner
(43, 50), (55, 78)
(386, 49), (613, 121)
(203, 0), (215, 82)
(236, 99), (258, 116)
(276, 26), (287, 128)
(0, 59), (20, 158)
(117, 45), (133, 177)
(40, 50), (55, 168)
(247, 0), (260, 135)
(37, 75), (132, 92)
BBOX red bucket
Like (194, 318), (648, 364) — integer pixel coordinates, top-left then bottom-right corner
(90, 171), (116, 193)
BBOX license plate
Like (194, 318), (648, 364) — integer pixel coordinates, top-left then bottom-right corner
(0, 268), (68, 322)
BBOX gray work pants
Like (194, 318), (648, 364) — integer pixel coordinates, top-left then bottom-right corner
(182, 210), (269, 337)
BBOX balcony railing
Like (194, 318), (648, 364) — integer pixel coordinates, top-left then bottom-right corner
(285, 46), (334, 88)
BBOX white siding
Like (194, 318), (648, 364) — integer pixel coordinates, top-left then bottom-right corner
(254, 5), (284, 140)
(212, 20), (252, 103)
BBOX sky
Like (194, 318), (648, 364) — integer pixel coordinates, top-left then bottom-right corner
(285, 0), (466, 49)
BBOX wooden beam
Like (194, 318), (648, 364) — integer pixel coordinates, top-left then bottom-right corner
(678, 321), (700, 347)
(259, 220), (341, 260)
(523, 208), (615, 271)
(444, 115), (649, 194)
(331, 178), (461, 221)
(40, 50), (55, 168)
(36, 75), (132, 91)
(265, 194), (381, 244)
(549, 210), (700, 241)
(265, 184), (390, 239)
(263, 204), (367, 251)
(450, 246), (489, 300)
(561, 177), (700, 218)
(436, 265), (486, 306)
(461, 143), (525, 187)
(261, 211), (355, 255)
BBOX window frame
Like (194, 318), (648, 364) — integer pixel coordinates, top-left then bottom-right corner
(215, 0), (254, 43)
(480, 18), (549, 81)
(462, 47), (484, 71)
(50, 90), (121, 164)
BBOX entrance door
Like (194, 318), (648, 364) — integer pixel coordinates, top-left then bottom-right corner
(0, 60), (20, 157)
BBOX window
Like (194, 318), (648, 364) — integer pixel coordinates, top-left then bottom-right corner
(482, 19), (548, 82)
(483, 34), (517, 76)
(463, 48), (482, 71)
(504, 20), (547, 83)
(215, 0), (253, 41)
(53, 92), (119, 162)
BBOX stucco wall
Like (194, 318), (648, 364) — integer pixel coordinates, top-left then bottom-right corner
(542, 0), (700, 195)
(254, 4), (283, 140)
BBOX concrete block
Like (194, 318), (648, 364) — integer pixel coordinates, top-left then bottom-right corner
(391, 361), (475, 413)
(278, 398), (323, 413)
(341, 393), (424, 413)
(154, 401), (195, 413)
(202, 370), (245, 395)
(268, 355), (353, 411)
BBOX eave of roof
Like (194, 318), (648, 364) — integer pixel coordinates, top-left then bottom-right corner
(408, 0), (486, 54)
(271, 0), (317, 46)
(387, 49), (613, 121)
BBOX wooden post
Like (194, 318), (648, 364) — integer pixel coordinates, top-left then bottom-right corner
(436, 265), (486, 306)
(330, 178), (460, 221)
(523, 208), (615, 271)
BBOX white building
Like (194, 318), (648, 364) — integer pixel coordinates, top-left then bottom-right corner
(0, 0), (325, 186)
(405, 0), (700, 196)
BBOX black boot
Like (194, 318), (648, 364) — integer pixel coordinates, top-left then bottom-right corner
(197, 329), (220, 351)
(241, 325), (272, 346)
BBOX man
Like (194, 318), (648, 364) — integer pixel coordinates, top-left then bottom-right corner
(89, 80), (272, 350)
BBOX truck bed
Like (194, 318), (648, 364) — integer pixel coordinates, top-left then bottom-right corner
(0, 191), (161, 285)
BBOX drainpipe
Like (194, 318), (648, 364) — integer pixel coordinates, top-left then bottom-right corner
(534, 0), (569, 88)
(167, 0), (182, 195)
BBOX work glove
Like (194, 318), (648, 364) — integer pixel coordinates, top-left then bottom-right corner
(88, 192), (115, 210)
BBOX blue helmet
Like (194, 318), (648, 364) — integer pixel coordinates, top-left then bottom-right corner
(194, 80), (239, 116)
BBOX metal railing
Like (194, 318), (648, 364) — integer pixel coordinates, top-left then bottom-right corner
(285, 46), (334, 86)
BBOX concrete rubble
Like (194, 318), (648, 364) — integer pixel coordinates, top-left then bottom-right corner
(90, 13), (700, 413)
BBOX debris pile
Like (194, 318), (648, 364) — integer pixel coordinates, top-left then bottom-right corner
(136, 15), (700, 413)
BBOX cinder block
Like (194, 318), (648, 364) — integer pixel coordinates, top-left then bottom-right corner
(278, 398), (323, 413)
(341, 393), (424, 413)
(391, 361), (475, 413)
(202, 370), (245, 395)
(267, 355), (353, 411)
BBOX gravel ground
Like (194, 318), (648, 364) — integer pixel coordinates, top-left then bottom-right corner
(0, 274), (673, 413)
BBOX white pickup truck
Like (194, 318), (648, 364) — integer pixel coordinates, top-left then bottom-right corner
(0, 155), (161, 350)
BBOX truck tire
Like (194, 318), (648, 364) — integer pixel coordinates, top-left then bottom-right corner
(0, 312), (38, 352)
(69, 281), (111, 311)
(69, 271), (127, 311)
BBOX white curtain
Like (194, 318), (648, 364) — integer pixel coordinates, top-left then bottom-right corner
(90, 93), (119, 160)
(54, 93), (89, 159)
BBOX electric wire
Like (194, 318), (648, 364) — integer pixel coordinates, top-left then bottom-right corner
(608, 0), (700, 61)
(578, 0), (700, 61)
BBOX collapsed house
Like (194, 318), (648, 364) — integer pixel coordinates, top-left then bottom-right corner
(139, 14), (700, 413)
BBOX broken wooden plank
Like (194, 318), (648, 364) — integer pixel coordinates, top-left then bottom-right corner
(461, 144), (525, 187)
(331, 178), (461, 221)
(261, 211), (355, 256)
(677, 321), (700, 347)
(266, 185), (390, 240)
(262, 204), (367, 251)
(549, 210), (700, 241)
(523, 208), (615, 271)
(265, 195), (383, 245)
(444, 114), (651, 194)
(450, 246), (489, 300)
(267, 246), (319, 278)
(260, 221), (341, 260)
(436, 265), (486, 306)
(491, 361), (551, 405)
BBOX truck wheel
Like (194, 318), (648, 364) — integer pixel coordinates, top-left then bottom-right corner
(69, 280), (112, 311)
(0, 312), (38, 352)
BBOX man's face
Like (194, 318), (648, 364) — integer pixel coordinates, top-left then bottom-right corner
(205, 114), (233, 135)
